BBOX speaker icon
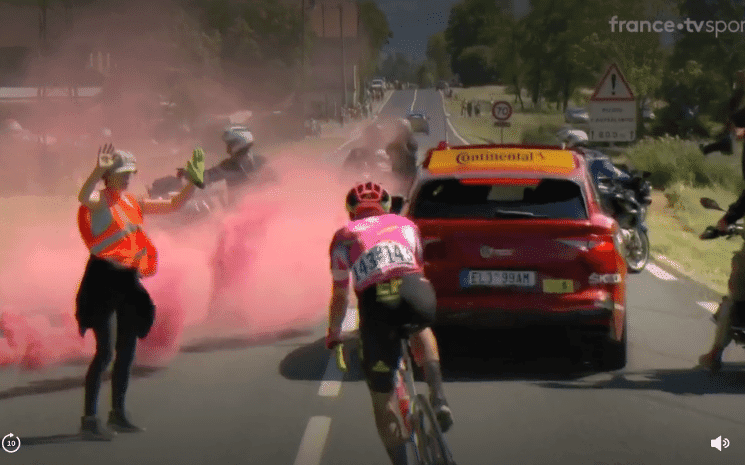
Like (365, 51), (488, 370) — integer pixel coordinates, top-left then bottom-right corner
(711, 436), (730, 451)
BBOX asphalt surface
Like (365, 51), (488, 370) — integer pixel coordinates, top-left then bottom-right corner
(2, 89), (745, 465)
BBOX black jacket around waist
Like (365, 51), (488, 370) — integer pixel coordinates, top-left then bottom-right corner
(75, 255), (155, 338)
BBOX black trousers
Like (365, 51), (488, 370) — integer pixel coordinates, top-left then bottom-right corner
(76, 256), (155, 416)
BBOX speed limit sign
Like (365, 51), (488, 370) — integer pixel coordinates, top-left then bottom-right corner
(491, 101), (512, 121)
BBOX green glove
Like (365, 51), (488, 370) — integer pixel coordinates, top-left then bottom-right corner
(185, 147), (206, 188)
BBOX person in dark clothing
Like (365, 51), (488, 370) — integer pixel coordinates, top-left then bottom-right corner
(701, 71), (745, 173)
(77, 144), (202, 440)
(179, 125), (272, 206)
(698, 188), (745, 373)
(385, 118), (419, 189)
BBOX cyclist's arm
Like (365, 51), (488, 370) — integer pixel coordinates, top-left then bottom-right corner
(328, 280), (349, 333)
(329, 233), (352, 332)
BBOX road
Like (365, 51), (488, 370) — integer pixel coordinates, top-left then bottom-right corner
(1, 89), (745, 465)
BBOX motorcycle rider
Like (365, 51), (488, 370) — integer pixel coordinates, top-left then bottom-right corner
(178, 125), (271, 205)
(698, 191), (745, 373)
(385, 118), (418, 189)
(342, 123), (392, 175)
(326, 181), (453, 465)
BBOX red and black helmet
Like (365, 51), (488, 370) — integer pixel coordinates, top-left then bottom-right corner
(345, 181), (392, 215)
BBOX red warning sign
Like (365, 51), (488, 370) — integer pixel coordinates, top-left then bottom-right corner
(590, 64), (634, 101)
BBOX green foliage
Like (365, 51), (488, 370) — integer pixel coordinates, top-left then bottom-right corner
(358, 1), (392, 80)
(521, 123), (564, 145)
(426, 32), (450, 81)
(625, 136), (743, 190)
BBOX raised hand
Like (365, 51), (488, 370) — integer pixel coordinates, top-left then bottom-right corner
(97, 143), (116, 172)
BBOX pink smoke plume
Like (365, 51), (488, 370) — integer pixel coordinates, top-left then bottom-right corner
(0, 153), (349, 370)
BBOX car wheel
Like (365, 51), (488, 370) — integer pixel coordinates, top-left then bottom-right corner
(594, 317), (627, 371)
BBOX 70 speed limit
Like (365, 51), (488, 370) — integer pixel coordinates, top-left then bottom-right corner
(491, 101), (512, 121)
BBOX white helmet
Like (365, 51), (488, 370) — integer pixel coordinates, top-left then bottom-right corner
(557, 128), (588, 148)
(222, 125), (254, 155)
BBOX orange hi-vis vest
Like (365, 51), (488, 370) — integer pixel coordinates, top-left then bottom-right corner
(78, 188), (158, 277)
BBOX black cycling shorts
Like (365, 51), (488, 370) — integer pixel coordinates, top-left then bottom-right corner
(357, 272), (436, 393)
(76, 255), (155, 339)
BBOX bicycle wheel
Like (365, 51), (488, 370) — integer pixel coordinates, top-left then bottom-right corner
(411, 394), (456, 465)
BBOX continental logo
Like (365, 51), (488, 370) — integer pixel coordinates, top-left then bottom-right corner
(455, 150), (547, 165)
(428, 148), (576, 173)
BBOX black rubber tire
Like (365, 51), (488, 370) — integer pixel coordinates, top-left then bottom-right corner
(626, 228), (650, 274)
(411, 394), (456, 465)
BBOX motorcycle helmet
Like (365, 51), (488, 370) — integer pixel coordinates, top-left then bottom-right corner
(557, 128), (588, 148)
(345, 181), (391, 219)
(222, 125), (254, 155)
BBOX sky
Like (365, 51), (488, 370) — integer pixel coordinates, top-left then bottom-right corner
(374, 0), (531, 61)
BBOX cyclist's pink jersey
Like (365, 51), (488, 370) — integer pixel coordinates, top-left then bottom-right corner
(330, 213), (424, 293)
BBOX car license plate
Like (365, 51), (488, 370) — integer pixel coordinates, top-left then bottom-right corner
(461, 270), (536, 288)
(542, 279), (574, 293)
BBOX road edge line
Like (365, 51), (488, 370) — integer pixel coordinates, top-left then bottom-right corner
(440, 90), (469, 145)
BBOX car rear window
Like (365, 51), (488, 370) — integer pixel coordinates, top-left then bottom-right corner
(411, 178), (588, 220)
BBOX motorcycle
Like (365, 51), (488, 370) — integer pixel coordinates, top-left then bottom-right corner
(597, 171), (652, 273)
(146, 169), (225, 228)
(699, 197), (745, 343)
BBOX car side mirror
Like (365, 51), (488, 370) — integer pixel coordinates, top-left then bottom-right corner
(390, 195), (405, 214)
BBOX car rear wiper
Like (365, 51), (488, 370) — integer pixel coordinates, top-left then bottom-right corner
(492, 209), (548, 218)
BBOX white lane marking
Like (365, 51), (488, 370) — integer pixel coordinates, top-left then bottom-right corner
(318, 306), (358, 397)
(697, 301), (720, 314)
(409, 89), (418, 112)
(439, 90), (469, 145)
(293, 416), (332, 465)
(646, 263), (677, 281)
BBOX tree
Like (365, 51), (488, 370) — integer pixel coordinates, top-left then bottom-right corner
(358, 1), (392, 81)
(426, 32), (450, 80)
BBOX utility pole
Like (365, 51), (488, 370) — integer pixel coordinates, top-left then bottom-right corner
(340, 3), (347, 126)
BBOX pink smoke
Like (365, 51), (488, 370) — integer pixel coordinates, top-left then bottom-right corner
(0, 153), (349, 370)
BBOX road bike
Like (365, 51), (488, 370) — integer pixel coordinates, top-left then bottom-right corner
(335, 326), (457, 465)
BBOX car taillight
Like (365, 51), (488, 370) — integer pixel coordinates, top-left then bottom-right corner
(558, 235), (619, 272)
(423, 237), (446, 260)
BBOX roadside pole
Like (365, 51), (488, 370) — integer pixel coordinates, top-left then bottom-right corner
(492, 100), (512, 143)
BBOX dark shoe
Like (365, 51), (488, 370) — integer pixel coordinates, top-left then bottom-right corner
(430, 395), (454, 433)
(107, 410), (145, 433)
(697, 352), (722, 375)
(80, 415), (116, 441)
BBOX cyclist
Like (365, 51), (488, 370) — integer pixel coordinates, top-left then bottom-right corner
(698, 190), (745, 373)
(77, 144), (203, 440)
(325, 182), (453, 465)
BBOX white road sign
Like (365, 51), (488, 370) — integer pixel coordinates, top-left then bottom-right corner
(589, 63), (636, 141)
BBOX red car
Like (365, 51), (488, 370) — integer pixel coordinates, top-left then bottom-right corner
(401, 143), (627, 370)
